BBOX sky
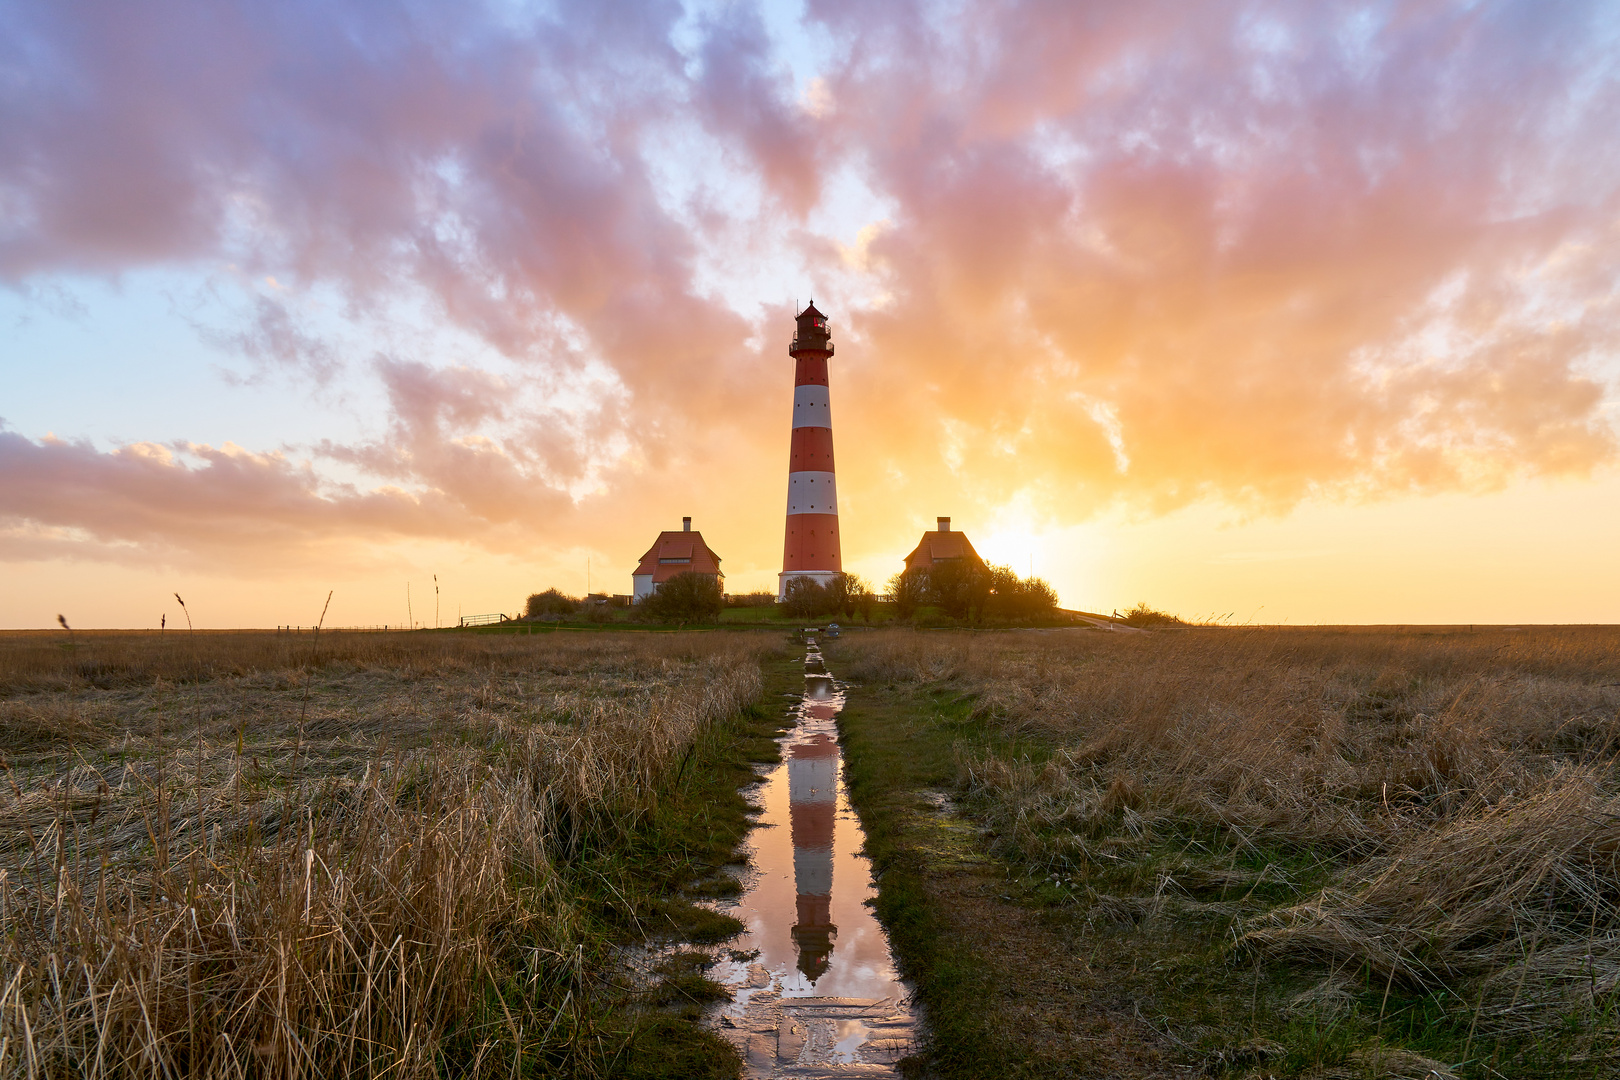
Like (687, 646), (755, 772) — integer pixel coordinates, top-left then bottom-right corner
(2, 0), (1619, 628)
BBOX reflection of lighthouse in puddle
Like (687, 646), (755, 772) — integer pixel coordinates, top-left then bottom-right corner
(789, 673), (839, 981)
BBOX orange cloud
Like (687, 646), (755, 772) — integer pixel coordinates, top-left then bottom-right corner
(806, 1), (1619, 541)
(0, 0), (1615, 584)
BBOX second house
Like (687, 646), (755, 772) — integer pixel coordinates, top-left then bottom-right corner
(632, 517), (724, 601)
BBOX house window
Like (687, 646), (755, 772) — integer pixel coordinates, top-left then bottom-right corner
(658, 558), (691, 564)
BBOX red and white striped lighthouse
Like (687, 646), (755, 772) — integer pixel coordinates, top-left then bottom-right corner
(779, 301), (843, 599)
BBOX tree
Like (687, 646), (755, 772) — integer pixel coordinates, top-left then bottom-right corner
(838, 572), (873, 620)
(1018, 577), (1060, 619)
(983, 565), (1060, 622)
(637, 573), (723, 625)
(823, 573), (849, 615)
(782, 576), (830, 619)
(926, 558), (990, 620)
(886, 568), (928, 619)
(526, 588), (578, 619)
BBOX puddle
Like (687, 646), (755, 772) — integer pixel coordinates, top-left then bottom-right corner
(708, 641), (918, 1076)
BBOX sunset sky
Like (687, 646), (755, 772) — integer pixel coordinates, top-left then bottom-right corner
(3, 0), (1619, 628)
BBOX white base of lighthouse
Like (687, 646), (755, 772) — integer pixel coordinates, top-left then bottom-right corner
(777, 570), (843, 601)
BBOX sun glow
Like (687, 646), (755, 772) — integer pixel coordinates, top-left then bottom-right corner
(970, 502), (1108, 610)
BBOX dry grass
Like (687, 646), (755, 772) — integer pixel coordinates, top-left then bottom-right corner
(839, 626), (1620, 1067)
(0, 629), (766, 1078)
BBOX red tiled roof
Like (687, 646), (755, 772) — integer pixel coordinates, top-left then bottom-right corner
(634, 530), (723, 584)
(903, 529), (984, 573)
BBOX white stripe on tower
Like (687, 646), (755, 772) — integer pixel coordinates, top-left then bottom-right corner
(791, 384), (832, 427)
(786, 471), (838, 514)
(780, 300), (843, 599)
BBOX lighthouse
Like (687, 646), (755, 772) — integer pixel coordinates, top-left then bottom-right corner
(788, 712), (838, 980)
(779, 301), (843, 599)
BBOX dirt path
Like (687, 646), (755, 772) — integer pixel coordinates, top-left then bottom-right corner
(833, 677), (1189, 1079)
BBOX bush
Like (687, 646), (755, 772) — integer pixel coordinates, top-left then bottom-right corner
(525, 588), (578, 619)
(984, 566), (1061, 622)
(841, 573), (875, 621)
(925, 559), (989, 619)
(1118, 602), (1187, 628)
(781, 576), (831, 619)
(886, 568), (928, 619)
(580, 599), (617, 623)
(887, 564), (1059, 623)
(637, 573), (724, 624)
(783, 575), (873, 620)
(725, 591), (777, 608)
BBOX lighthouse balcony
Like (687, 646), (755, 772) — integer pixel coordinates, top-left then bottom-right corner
(789, 337), (833, 356)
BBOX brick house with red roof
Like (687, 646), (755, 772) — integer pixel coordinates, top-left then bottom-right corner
(632, 517), (724, 601)
(903, 517), (986, 575)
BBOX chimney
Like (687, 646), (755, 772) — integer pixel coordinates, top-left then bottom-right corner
(937, 516), (950, 532)
(683, 516), (692, 532)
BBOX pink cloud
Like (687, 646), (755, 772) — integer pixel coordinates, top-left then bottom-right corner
(0, 0), (1615, 569)
(806, 0), (1620, 527)
(0, 428), (447, 555)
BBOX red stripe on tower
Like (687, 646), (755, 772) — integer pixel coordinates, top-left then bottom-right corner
(779, 301), (843, 600)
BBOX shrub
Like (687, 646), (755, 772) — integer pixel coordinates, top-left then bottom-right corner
(781, 576), (831, 619)
(783, 575), (875, 620)
(725, 591), (778, 608)
(886, 568), (928, 619)
(841, 573), (875, 621)
(924, 559), (990, 620)
(823, 573), (873, 619)
(580, 598), (616, 623)
(525, 588), (578, 618)
(822, 575), (849, 615)
(638, 573), (724, 624)
(984, 566), (1061, 622)
(1118, 602), (1187, 628)
(886, 564), (1057, 623)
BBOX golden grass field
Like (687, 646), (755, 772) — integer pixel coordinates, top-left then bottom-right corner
(835, 625), (1620, 1077)
(11, 623), (1619, 1078)
(0, 629), (768, 1079)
